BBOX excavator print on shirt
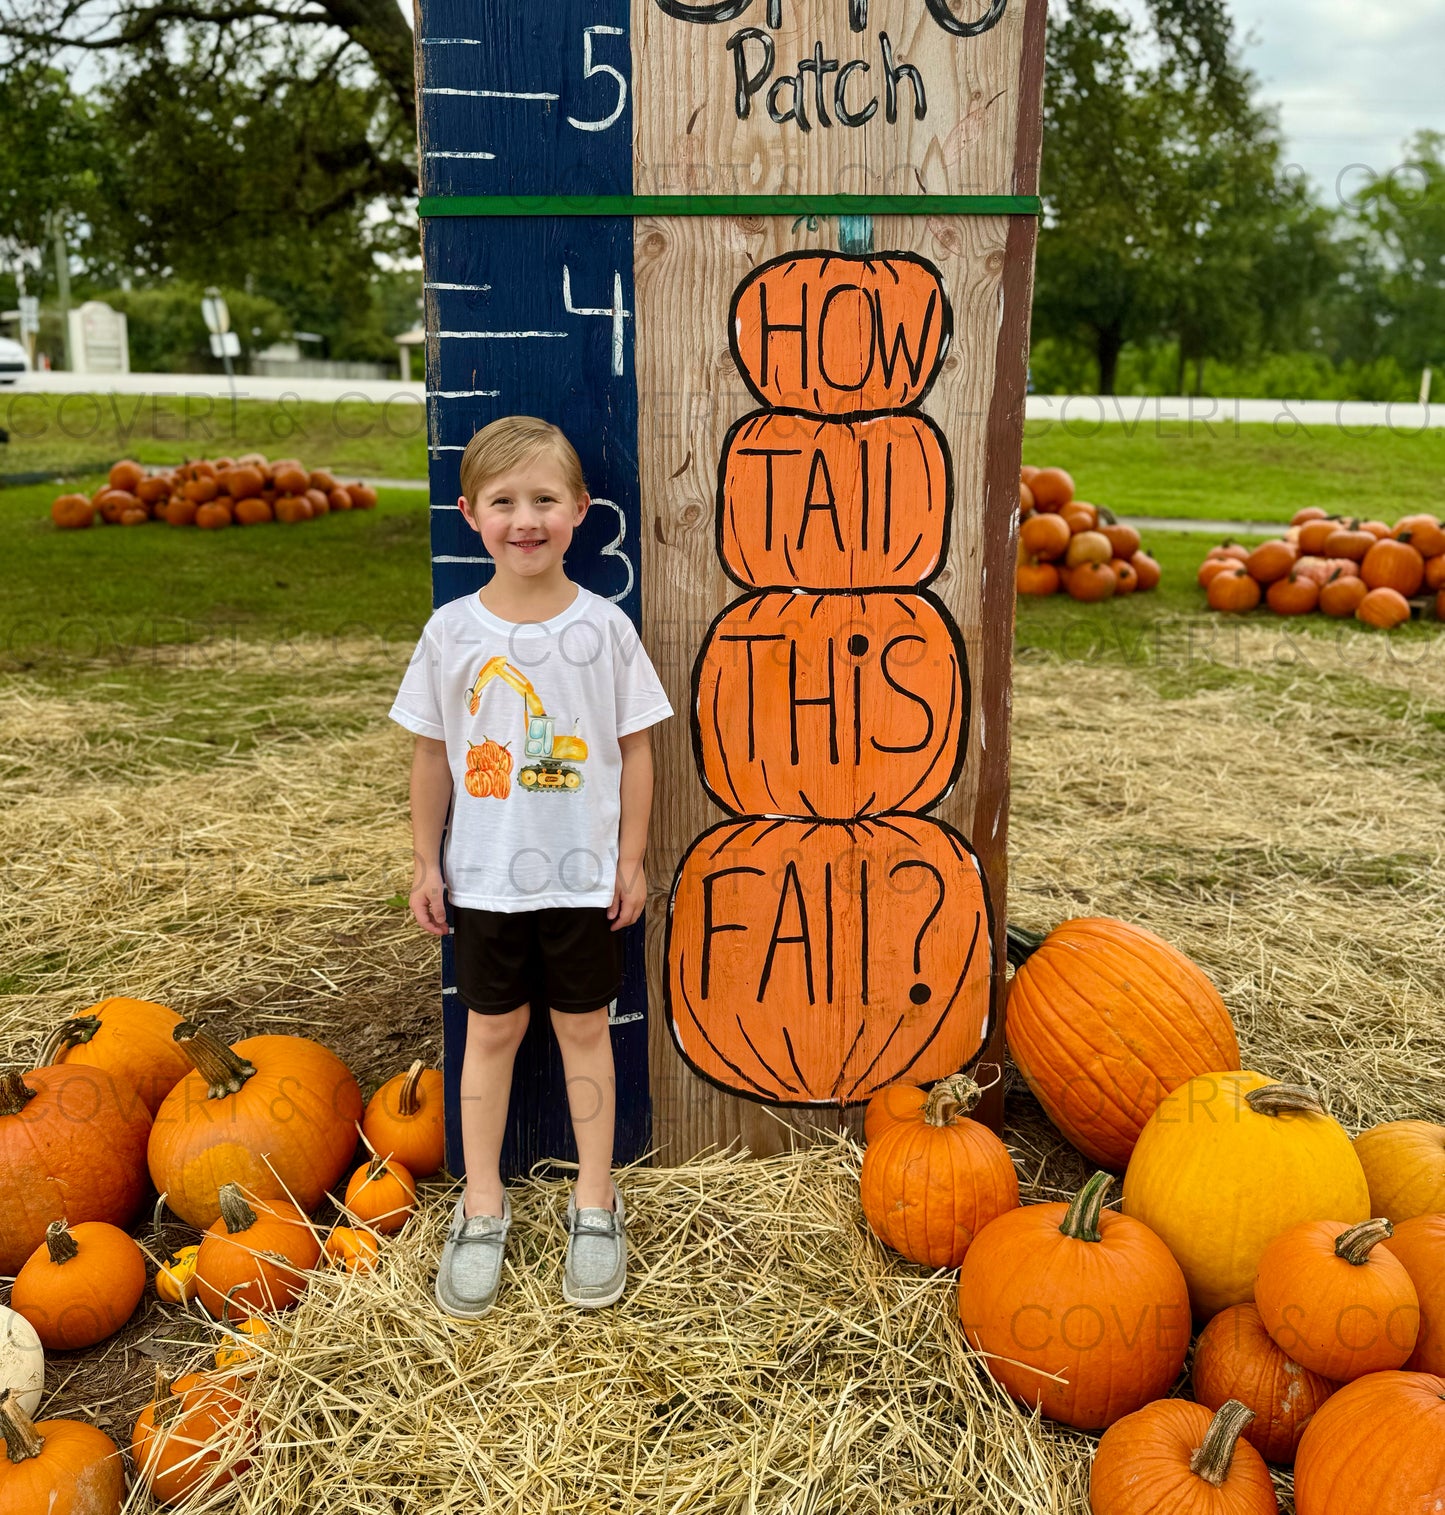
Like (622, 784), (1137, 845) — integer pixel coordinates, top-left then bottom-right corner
(463, 657), (589, 798)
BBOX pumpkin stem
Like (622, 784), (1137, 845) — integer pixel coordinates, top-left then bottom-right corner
(1189, 1400), (1255, 1487)
(39, 1015), (103, 1066)
(923, 1073), (984, 1126)
(1243, 1083), (1325, 1117)
(218, 1183), (259, 1235)
(396, 1060), (425, 1119)
(0, 1389), (44, 1462)
(150, 1365), (186, 1430)
(0, 1071), (39, 1118)
(44, 1218), (80, 1265)
(1004, 923), (1047, 970)
(174, 1022), (257, 1099)
(1058, 1172), (1114, 1243)
(1335, 1217), (1394, 1265)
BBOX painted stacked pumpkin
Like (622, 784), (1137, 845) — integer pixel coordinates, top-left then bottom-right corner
(1199, 507), (1445, 626)
(665, 251), (993, 1105)
(49, 455), (377, 530)
(1016, 465), (1162, 601)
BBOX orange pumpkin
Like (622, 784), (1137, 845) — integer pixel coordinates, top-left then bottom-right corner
(147, 1022), (363, 1229)
(1198, 557), (1237, 588)
(1246, 540), (1297, 584)
(323, 1226), (380, 1272)
(39, 996), (188, 1117)
(1361, 539), (1425, 596)
(1397, 517), (1445, 557)
(730, 252), (949, 415)
(1018, 480), (1035, 517)
(694, 590), (964, 819)
(96, 489), (140, 524)
(1059, 501), (1098, 535)
(233, 497), (273, 525)
(1255, 1219), (1419, 1381)
(274, 495), (312, 523)
(1323, 526), (1374, 561)
(1064, 561), (1117, 601)
(1090, 1400), (1278, 1514)
(719, 412), (949, 589)
(1130, 550), (1161, 590)
(345, 484), (377, 510)
(1020, 512), (1071, 562)
(131, 1366), (251, 1506)
(343, 1156), (417, 1235)
(192, 1184), (320, 1315)
(1208, 566), (1262, 613)
(165, 498), (199, 527)
(1380, 1216), (1445, 1375)
(1016, 560), (1059, 596)
(957, 1172), (1192, 1430)
(1293, 1371), (1445, 1515)
(1319, 572), (1368, 618)
(1356, 587), (1410, 629)
(308, 469), (337, 492)
(328, 487), (354, 512)
(50, 494), (94, 529)
(861, 1080), (928, 1144)
(1028, 467), (1074, 510)
(1297, 520), (1339, 555)
(0, 1390), (125, 1515)
(1004, 917), (1239, 1172)
(1192, 1303), (1340, 1464)
(221, 465), (264, 500)
(10, 1220), (146, 1351)
(1266, 571), (1318, 616)
(463, 766), (496, 799)
(195, 502), (231, 529)
(305, 488), (331, 516)
(0, 1066), (153, 1276)
(361, 1061), (446, 1179)
(1291, 506), (1329, 526)
(1424, 554), (1445, 591)
(1110, 558), (1139, 595)
(1207, 543), (1252, 564)
(665, 815), (992, 1105)
(273, 465), (309, 495)
(1100, 522), (1141, 559)
(183, 476), (220, 505)
(1020, 465), (1040, 484)
(859, 1073), (1018, 1268)
(1354, 1119), (1445, 1224)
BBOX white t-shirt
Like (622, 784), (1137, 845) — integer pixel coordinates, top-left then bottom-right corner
(389, 586), (674, 912)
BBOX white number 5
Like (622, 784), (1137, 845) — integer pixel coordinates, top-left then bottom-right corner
(567, 26), (627, 133)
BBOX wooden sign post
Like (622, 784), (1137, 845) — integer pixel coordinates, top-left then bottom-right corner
(416, 0), (1045, 1178)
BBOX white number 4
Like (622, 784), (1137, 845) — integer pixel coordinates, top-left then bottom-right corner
(567, 26), (626, 133)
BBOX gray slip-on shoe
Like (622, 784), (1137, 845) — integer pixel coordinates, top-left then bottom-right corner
(435, 1190), (511, 1319)
(562, 1182), (626, 1308)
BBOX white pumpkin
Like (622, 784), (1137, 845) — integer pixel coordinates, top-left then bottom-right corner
(0, 1304), (44, 1417)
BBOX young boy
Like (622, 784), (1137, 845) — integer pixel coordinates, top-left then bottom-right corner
(389, 416), (673, 1318)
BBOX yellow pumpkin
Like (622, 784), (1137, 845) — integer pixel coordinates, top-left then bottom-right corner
(214, 1317), (270, 1372)
(155, 1245), (200, 1306)
(1122, 1071), (1369, 1320)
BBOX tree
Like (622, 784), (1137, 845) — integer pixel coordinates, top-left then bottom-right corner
(1033, 0), (1332, 394)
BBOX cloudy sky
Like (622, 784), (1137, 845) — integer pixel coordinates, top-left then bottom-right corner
(1133, 0), (1445, 205)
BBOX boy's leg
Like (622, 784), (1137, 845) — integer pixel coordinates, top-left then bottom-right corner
(549, 1007), (617, 1209)
(458, 1004), (530, 1218)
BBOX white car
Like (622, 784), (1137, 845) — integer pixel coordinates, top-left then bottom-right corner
(0, 335), (31, 384)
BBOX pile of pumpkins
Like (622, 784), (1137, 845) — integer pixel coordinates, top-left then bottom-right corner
(1199, 507), (1445, 628)
(859, 917), (1444, 1514)
(0, 997), (445, 1508)
(49, 456), (379, 530)
(1016, 465), (1162, 602)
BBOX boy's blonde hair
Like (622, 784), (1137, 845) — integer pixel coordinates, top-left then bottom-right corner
(459, 416), (587, 505)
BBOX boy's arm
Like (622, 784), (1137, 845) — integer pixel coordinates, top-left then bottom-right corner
(611, 728), (655, 929)
(410, 735), (453, 936)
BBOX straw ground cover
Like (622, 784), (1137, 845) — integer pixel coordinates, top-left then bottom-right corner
(2, 612), (1442, 1511)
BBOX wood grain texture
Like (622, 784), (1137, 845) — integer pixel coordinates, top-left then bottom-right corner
(633, 0), (1026, 198)
(636, 212), (1012, 1159)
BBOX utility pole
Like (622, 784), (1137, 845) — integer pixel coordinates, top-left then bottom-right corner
(51, 213), (72, 369)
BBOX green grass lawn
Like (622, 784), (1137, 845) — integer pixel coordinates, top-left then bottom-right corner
(2, 478), (433, 664)
(0, 392), (428, 480)
(1023, 419), (1445, 525)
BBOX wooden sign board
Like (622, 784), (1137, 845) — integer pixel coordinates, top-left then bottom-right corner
(415, 0), (1044, 1178)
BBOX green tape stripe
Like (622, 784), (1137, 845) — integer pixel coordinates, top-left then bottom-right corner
(418, 193), (1041, 219)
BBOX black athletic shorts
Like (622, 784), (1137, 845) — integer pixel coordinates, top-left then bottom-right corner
(452, 905), (622, 1016)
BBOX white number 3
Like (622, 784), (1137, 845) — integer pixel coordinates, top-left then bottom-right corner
(567, 26), (627, 133)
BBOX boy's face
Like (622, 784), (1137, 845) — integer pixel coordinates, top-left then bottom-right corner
(459, 453), (589, 581)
